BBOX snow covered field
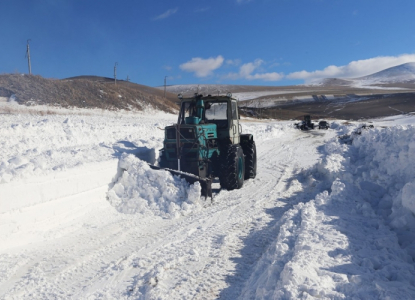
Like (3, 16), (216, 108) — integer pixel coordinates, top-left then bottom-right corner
(1, 105), (415, 299)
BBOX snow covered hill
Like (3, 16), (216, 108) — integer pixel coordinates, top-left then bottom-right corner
(355, 62), (415, 84)
(1, 106), (415, 299)
(315, 62), (415, 88)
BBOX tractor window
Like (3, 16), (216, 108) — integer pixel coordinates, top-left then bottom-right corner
(179, 102), (197, 124)
(205, 102), (227, 120)
(183, 102), (195, 117)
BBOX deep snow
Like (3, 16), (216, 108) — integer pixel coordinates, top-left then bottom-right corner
(1, 103), (415, 299)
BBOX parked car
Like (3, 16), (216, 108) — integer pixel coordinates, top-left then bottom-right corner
(318, 120), (329, 129)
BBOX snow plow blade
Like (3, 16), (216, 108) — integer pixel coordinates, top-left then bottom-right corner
(149, 165), (212, 199)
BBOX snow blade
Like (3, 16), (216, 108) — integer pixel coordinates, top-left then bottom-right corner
(149, 165), (212, 199)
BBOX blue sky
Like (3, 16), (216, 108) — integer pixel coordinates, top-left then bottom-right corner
(1, 0), (415, 87)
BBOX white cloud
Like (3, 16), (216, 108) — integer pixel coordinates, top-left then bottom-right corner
(165, 75), (181, 81)
(180, 55), (224, 77)
(225, 59), (284, 81)
(236, 0), (253, 4)
(195, 7), (210, 12)
(287, 54), (415, 82)
(225, 59), (241, 66)
(248, 73), (285, 81)
(153, 8), (178, 20)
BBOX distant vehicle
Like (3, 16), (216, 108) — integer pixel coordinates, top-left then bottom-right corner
(318, 120), (329, 129)
(295, 115), (314, 130)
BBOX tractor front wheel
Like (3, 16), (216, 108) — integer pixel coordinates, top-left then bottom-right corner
(219, 145), (245, 190)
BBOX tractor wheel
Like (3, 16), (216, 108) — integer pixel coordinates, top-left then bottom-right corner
(242, 140), (257, 179)
(219, 145), (245, 190)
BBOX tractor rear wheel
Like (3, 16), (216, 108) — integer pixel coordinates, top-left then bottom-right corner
(242, 140), (257, 179)
(219, 145), (245, 190)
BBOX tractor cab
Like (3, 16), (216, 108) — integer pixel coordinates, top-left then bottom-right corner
(177, 94), (241, 144)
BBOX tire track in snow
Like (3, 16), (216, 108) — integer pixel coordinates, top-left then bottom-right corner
(1, 126), (335, 299)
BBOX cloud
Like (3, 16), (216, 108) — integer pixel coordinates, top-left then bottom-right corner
(236, 0), (253, 4)
(153, 8), (178, 20)
(287, 54), (415, 83)
(180, 56), (224, 77)
(195, 7), (210, 12)
(225, 59), (241, 66)
(165, 75), (181, 81)
(248, 73), (285, 81)
(225, 59), (284, 81)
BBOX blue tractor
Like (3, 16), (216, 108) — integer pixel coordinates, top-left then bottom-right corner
(156, 93), (257, 197)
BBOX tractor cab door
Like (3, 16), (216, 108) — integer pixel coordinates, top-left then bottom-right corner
(230, 100), (241, 144)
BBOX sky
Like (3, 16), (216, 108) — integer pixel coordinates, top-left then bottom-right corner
(1, 0), (415, 87)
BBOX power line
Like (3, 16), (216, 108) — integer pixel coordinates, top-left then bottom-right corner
(114, 62), (118, 85)
(164, 76), (167, 98)
(26, 39), (32, 75)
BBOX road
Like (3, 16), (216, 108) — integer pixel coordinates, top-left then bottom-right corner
(0, 120), (336, 299)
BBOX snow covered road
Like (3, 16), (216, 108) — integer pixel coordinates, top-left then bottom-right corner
(1, 109), (415, 299)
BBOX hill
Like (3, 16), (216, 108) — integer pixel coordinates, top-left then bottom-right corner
(0, 74), (179, 112)
(355, 62), (415, 85)
(316, 62), (415, 88)
(161, 80), (415, 120)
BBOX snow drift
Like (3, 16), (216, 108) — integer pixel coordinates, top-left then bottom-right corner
(242, 121), (415, 299)
(107, 154), (203, 218)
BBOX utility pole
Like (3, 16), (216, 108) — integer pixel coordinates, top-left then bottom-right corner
(114, 62), (118, 85)
(26, 39), (32, 75)
(164, 76), (167, 98)
(126, 75), (130, 82)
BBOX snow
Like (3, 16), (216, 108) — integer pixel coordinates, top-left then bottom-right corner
(312, 62), (415, 89)
(231, 91), (300, 101)
(107, 154), (204, 218)
(1, 102), (415, 299)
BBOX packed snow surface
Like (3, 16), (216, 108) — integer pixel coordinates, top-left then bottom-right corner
(1, 104), (415, 299)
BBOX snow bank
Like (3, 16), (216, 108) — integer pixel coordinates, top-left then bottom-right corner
(0, 112), (175, 184)
(350, 125), (415, 255)
(242, 121), (415, 299)
(107, 154), (204, 218)
(242, 122), (290, 140)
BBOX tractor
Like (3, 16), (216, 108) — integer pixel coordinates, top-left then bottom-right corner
(295, 115), (314, 130)
(155, 93), (257, 198)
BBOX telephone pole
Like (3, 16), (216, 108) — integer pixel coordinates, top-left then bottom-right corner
(164, 76), (167, 98)
(114, 62), (118, 85)
(26, 39), (32, 75)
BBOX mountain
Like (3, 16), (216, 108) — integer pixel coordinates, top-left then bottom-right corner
(355, 62), (415, 84)
(316, 62), (415, 87)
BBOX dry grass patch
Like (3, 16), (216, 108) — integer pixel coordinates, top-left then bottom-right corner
(0, 74), (179, 113)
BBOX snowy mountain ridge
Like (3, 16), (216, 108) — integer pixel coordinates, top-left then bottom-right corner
(315, 62), (415, 87)
(356, 62), (415, 83)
